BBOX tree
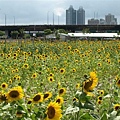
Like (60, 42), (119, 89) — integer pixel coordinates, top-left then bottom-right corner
(44, 29), (52, 35)
(11, 31), (19, 39)
(82, 28), (90, 34)
(36, 32), (44, 37)
(58, 29), (67, 34)
(0, 31), (5, 36)
(19, 28), (25, 38)
(54, 29), (60, 40)
(24, 34), (31, 39)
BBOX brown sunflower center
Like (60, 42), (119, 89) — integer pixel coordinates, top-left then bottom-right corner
(47, 106), (55, 119)
(56, 99), (60, 103)
(27, 100), (32, 104)
(9, 90), (19, 98)
(118, 80), (120, 84)
(60, 70), (64, 73)
(115, 106), (120, 111)
(59, 89), (64, 94)
(83, 80), (93, 91)
(2, 84), (6, 88)
(1, 94), (7, 101)
(44, 94), (49, 99)
(98, 96), (102, 100)
(24, 65), (28, 68)
(33, 95), (41, 101)
(16, 111), (22, 115)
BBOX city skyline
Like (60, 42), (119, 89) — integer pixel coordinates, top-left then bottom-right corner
(0, 0), (120, 25)
(66, 5), (85, 25)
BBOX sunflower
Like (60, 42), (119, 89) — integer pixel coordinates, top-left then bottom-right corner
(1, 82), (8, 90)
(89, 72), (97, 80)
(97, 99), (102, 104)
(28, 52), (32, 56)
(55, 96), (64, 105)
(43, 92), (52, 101)
(23, 63), (29, 69)
(7, 86), (24, 102)
(98, 90), (104, 96)
(46, 102), (62, 120)
(116, 79), (120, 87)
(13, 53), (18, 57)
(72, 68), (76, 72)
(36, 49), (39, 53)
(7, 54), (11, 58)
(9, 79), (12, 84)
(48, 76), (54, 82)
(83, 77), (98, 94)
(32, 93), (43, 104)
(67, 46), (71, 50)
(12, 69), (15, 73)
(49, 73), (54, 77)
(60, 68), (65, 74)
(15, 69), (18, 72)
(27, 99), (32, 104)
(73, 97), (78, 102)
(76, 83), (80, 89)
(98, 96), (102, 100)
(97, 62), (102, 66)
(17, 76), (21, 81)
(0, 93), (8, 103)
(16, 111), (23, 118)
(1, 53), (4, 57)
(114, 104), (120, 111)
(53, 66), (57, 71)
(32, 73), (37, 78)
(59, 88), (66, 96)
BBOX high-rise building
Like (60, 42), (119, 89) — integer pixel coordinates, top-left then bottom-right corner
(88, 18), (99, 25)
(99, 19), (106, 25)
(105, 14), (117, 25)
(77, 7), (85, 25)
(66, 5), (76, 25)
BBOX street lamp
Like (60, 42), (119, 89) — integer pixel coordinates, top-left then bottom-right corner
(58, 15), (59, 25)
(47, 11), (49, 25)
(53, 12), (54, 25)
(47, 11), (55, 25)
(4, 14), (6, 26)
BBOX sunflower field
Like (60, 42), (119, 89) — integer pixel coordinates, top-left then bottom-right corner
(0, 39), (120, 120)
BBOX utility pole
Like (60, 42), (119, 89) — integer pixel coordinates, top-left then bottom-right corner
(53, 12), (54, 25)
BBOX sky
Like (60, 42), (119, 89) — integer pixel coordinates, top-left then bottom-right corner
(0, 0), (120, 25)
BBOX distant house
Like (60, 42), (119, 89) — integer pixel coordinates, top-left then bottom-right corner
(46, 34), (56, 40)
(45, 33), (120, 41)
(67, 33), (120, 40)
(59, 33), (70, 41)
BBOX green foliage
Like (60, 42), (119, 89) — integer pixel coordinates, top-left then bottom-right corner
(0, 30), (5, 36)
(24, 34), (31, 39)
(36, 32), (44, 37)
(82, 28), (90, 34)
(19, 28), (25, 38)
(58, 29), (67, 33)
(44, 29), (52, 35)
(11, 31), (19, 39)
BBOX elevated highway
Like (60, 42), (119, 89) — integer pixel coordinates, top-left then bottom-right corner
(0, 25), (120, 36)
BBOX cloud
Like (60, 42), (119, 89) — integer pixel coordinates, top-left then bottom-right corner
(54, 7), (65, 16)
(0, 0), (120, 25)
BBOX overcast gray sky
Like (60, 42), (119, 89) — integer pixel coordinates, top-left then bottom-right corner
(0, 0), (120, 25)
